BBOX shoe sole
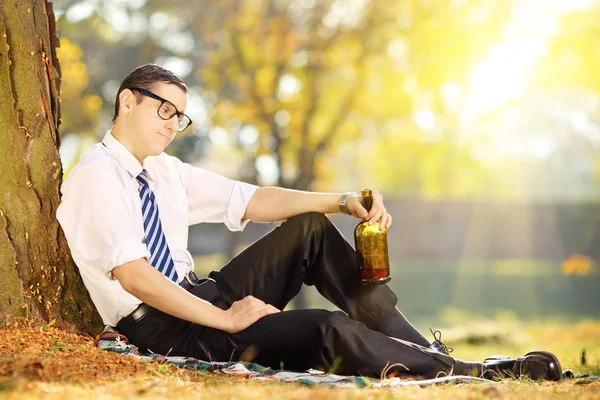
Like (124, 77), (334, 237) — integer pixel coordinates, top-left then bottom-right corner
(523, 350), (563, 381)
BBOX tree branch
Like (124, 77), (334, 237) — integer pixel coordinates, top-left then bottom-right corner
(315, 48), (368, 156)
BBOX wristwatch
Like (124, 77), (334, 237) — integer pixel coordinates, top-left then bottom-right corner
(338, 192), (357, 215)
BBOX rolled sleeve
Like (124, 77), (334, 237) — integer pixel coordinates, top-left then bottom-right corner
(100, 237), (150, 277)
(223, 181), (259, 231)
(57, 165), (149, 278)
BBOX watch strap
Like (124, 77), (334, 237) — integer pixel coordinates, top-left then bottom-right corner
(338, 192), (356, 215)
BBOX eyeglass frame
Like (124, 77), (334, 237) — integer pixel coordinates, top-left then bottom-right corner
(128, 87), (193, 132)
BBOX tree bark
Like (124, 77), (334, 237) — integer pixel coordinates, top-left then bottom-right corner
(0, 1), (102, 335)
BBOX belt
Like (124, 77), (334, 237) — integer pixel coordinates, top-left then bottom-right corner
(129, 271), (209, 324)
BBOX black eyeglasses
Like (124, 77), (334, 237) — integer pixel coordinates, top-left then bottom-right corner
(129, 87), (193, 132)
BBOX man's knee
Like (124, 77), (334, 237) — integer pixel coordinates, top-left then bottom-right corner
(286, 212), (330, 228)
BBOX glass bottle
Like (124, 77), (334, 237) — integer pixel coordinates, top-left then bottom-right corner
(354, 189), (391, 284)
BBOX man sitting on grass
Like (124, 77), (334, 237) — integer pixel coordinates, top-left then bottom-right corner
(57, 64), (563, 381)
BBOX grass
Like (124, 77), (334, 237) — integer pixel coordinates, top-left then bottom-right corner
(447, 320), (600, 374)
(1, 319), (599, 399)
(1, 370), (599, 400)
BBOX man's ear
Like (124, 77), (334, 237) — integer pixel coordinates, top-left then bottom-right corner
(119, 89), (136, 116)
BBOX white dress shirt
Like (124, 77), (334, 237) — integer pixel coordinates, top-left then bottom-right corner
(56, 132), (258, 326)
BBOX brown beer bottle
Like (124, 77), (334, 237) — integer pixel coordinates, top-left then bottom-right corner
(354, 189), (391, 284)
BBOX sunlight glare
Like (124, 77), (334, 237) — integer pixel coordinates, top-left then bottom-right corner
(65, 2), (95, 23)
(277, 74), (302, 100)
(466, 40), (545, 114)
(441, 82), (462, 103)
(466, 0), (596, 116)
(255, 155), (280, 185)
(209, 126), (229, 145)
(414, 109), (436, 131)
(529, 136), (553, 159)
(544, 0), (595, 14)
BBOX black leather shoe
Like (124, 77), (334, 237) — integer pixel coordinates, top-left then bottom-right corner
(483, 351), (562, 381)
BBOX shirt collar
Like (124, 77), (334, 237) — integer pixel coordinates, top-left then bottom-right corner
(102, 131), (155, 181)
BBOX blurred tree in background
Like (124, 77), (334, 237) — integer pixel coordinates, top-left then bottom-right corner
(57, 38), (101, 136)
(53, 0), (600, 200)
(51, 0), (510, 194)
(536, 0), (600, 94)
(51, 0), (600, 199)
(39, 0), (600, 319)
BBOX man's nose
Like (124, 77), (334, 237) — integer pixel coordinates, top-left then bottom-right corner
(165, 116), (178, 135)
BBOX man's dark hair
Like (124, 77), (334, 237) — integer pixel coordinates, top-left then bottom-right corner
(112, 64), (188, 122)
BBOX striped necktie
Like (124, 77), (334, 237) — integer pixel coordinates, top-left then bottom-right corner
(136, 170), (179, 283)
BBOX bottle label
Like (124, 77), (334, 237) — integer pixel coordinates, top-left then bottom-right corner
(355, 220), (391, 283)
(356, 235), (390, 280)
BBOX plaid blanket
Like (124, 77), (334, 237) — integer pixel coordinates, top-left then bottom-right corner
(96, 326), (494, 388)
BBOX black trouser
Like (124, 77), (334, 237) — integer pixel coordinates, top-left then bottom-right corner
(117, 213), (473, 378)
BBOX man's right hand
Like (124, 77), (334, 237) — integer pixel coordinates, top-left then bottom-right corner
(114, 259), (280, 333)
(224, 295), (280, 333)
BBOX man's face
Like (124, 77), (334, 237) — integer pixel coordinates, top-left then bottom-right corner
(120, 82), (188, 160)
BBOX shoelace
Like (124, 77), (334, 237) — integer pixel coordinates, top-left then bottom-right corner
(430, 328), (453, 354)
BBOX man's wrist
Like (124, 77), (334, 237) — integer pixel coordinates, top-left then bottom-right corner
(220, 309), (233, 333)
(338, 192), (357, 215)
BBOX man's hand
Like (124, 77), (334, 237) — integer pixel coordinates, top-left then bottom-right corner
(224, 295), (280, 334)
(346, 190), (392, 230)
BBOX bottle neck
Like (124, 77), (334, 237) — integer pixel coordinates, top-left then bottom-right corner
(361, 189), (373, 214)
(363, 195), (373, 212)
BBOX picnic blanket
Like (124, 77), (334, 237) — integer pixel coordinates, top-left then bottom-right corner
(96, 326), (492, 388)
(97, 327), (598, 387)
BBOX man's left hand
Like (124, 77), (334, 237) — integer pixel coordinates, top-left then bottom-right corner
(345, 190), (392, 230)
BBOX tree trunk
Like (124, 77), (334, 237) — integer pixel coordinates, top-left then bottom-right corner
(0, 1), (102, 335)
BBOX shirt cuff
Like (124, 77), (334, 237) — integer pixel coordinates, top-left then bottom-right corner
(100, 237), (150, 279)
(224, 182), (258, 231)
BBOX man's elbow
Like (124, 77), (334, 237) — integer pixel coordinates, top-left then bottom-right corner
(112, 260), (143, 296)
(243, 190), (261, 221)
(112, 269), (132, 294)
